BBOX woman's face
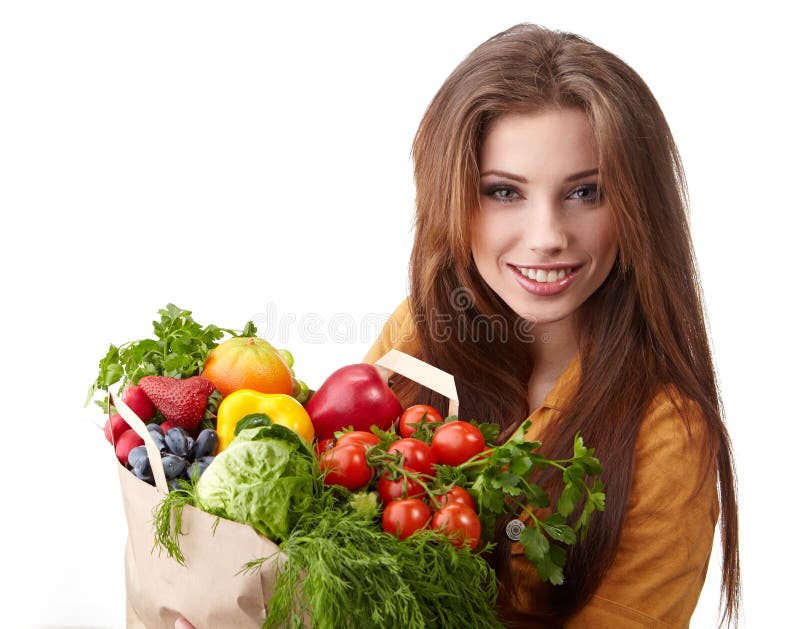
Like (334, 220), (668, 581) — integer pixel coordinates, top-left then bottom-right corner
(471, 108), (618, 328)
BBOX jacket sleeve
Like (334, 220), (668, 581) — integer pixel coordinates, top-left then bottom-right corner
(565, 390), (719, 628)
(362, 298), (416, 363)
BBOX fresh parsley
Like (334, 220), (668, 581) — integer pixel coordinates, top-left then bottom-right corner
(85, 303), (256, 409)
(469, 423), (605, 585)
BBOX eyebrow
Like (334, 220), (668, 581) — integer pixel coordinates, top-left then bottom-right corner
(479, 168), (599, 183)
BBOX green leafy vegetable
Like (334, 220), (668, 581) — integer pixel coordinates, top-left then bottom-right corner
(347, 491), (380, 520)
(85, 303), (254, 408)
(234, 412), (273, 436)
(152, 478), (199, 565)
(194, 425), (315, 542)
(263, 510), (502, 629)
(476, 421), (501, 445)
(466, 424), (605, 585)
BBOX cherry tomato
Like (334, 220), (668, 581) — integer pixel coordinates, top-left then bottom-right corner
(314, 437), (335, 456)
(399, 404), (443, 438)
(336, 430), (380, 449)
(377, 471), (426, 503)
(431, 421), (485, 466)
(320, 444), (372, 490)
(382, 498), (431, 540)
(432, 485), (476, 510)
(432, 503), (481, 549)
(388, 438), (437, 477)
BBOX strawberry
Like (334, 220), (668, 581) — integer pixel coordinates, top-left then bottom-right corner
(138, 375), (215, 431)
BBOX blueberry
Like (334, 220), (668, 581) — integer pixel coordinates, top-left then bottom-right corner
(132, 466), (154, 485)
(194, 430), (219, 459)
(127, 445), (149, 472)
(185, 436), (196, 460)
(161, 454), (187, 480)
(168, 478), (185, 491)
(186, 458), (212, 480)
(150, 431), (166, 452)
(197, 455), (215, 465)
(165, 427), (190, 457)
(135, 457), (152, 477)
(146, 423), (164, 436)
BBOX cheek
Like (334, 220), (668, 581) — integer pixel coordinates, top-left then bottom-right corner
(470, 211), (514, 260)
(601, 218), (619, 264)
(469, 214), (491, 263)
(582, 212), (618, 264)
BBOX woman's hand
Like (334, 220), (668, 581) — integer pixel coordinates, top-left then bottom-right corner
(175, 618), (195, 629)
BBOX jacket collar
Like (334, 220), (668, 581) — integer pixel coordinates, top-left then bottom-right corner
(540, 352), (581, 411)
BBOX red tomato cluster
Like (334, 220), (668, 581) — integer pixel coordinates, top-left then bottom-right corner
(317, 406), (488, 550)
(380, 491), (481, 549)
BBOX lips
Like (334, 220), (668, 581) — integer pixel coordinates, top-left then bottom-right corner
(510, 264), (582, 296)
(514, 266), (576, 283)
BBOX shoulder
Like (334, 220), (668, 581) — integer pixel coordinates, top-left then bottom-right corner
(633, 386), (716, 493)
(623, 384), (719, 546)
(567, 386), (719, 627)
(362, 298), (419, 363)
(641, 385), (708, 436)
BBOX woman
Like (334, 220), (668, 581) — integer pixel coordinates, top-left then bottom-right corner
(364, 23), (739, 628)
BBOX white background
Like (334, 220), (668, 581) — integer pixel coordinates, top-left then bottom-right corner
(0, 1), (796, 627)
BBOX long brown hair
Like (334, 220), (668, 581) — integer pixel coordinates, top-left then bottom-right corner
(395, 23), (740, 625)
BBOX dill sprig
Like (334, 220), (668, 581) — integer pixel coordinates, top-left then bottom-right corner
(152, 478), (199, 565)
(262, 510), (503, 629)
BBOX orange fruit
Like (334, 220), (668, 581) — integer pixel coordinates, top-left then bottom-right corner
(202, 337), (293, 397)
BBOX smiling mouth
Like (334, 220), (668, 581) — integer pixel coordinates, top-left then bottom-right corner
(513, 266), (578, 283)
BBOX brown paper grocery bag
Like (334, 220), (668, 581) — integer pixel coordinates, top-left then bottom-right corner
(113, 393), (286, 629)
(112, 349), (458, 627)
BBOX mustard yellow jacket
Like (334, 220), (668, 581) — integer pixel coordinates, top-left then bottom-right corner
(364, 300), (718, 629)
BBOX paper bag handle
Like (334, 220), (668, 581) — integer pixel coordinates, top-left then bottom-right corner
(374, 349), (459, 417)
(111, 390), (169, 494)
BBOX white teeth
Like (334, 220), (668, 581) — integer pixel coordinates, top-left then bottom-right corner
(517, 266), (574, 283)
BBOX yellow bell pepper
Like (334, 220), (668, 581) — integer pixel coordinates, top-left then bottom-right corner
(216, 389), (315, 451)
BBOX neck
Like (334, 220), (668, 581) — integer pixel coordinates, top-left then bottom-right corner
(528, 316), (578, 379)
(525, 316), (579, 412)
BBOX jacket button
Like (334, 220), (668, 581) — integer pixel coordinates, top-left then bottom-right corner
(506, 518), (525, 541)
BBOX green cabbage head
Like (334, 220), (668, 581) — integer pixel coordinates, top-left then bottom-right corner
(196, 424), (314, 542)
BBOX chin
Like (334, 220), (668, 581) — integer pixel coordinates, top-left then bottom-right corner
(503, 296), (573, 326)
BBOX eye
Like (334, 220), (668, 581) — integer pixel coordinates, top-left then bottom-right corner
(568, 184), (602, 204)
(482, 184), (521, 204)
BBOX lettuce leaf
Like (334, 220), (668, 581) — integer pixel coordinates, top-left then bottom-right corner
(196, 426), (314, 541)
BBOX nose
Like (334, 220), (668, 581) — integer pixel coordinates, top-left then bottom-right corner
(522, 201), (568, 255)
